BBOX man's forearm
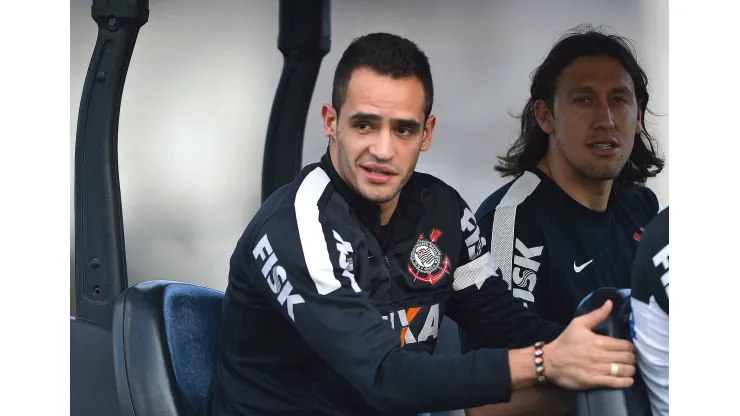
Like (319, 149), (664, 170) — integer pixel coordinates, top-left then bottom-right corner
(507, 347), (539, 391)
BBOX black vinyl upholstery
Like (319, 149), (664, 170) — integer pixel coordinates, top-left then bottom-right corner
(112, 280), (224, 416)
(573, 288), (652, 416)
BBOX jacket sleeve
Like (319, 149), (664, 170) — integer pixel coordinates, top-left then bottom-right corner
(475, 204), (551, 312)
(238, 205), (515, 414)
(446, 194), (563, 353)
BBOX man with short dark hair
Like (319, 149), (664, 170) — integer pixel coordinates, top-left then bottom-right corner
(206, 32), (637, 416)
(468, 26), (665, 416)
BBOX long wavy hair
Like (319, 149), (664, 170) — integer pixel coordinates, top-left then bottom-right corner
(496, 25), (664, 190)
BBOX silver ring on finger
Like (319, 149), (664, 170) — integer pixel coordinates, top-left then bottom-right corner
(610, 363), (619, 377)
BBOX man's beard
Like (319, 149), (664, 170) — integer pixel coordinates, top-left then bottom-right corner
(556, 135), (628, 181)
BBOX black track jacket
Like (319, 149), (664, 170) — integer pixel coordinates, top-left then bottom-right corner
(206, 151), (563, 416)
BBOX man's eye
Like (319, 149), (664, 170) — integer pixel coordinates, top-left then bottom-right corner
(356, 122), (371, 130)
(574, 97), (592, 104)
(612, 97), (629, 104)
(397, 127), (412, 135)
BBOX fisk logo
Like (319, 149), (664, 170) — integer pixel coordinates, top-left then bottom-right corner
(652, 243), (670, 298)
(253, 234), (305, 321)
(382, 304), (439, 346)
(461, 208), (487, 260)
(333, 230), (361, 293)
(511, 238), (542, 305)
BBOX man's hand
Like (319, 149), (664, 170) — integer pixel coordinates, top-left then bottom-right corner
(543, 300), (636, 390)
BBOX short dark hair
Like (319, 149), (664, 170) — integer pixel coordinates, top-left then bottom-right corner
(496, 25), (665, 190)
(332, 32), (434, 119)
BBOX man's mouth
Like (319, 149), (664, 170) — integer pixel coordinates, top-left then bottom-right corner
(591, 142), (616, 149)
(587, 138), (620, 150)
(360, 164), (397, 183)
(365, 168), (390, 176)
(361, 164), (396, 176)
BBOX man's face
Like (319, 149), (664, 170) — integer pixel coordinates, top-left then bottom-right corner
(536, 56), (642, 181)
(322, 67), (436, 205)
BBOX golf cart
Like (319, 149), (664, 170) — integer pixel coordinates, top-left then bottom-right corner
(69, 1), (648, 415)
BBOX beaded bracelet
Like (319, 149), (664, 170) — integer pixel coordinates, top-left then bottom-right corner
(534, 341), (547, 384)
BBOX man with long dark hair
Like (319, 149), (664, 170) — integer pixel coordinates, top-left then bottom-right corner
(467, 26), (665, 415)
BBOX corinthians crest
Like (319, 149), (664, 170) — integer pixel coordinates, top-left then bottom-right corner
(407, 228), (451, 286)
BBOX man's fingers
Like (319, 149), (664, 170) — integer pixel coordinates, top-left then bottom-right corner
(600, 351), (636, 367)
(577, 300), (613, 330)
(604, 363), (636, 378)
(589, 375), (634, 389)
(596, 335), (634, 352)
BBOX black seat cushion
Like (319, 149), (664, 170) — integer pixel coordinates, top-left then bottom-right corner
(113, 280), (223, 416)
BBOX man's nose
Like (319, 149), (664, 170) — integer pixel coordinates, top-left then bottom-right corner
(593, 98), (616, 131)
(369, 129), (395, 160)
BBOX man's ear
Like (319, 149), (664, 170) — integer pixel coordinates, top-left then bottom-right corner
(635, 107), (643, 135)
(534, 100), (555, 134)
(321, 104), (338, 139)
(420, 115), (436, 152)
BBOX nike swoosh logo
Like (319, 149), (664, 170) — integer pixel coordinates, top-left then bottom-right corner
(574, 260), (593, 273)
